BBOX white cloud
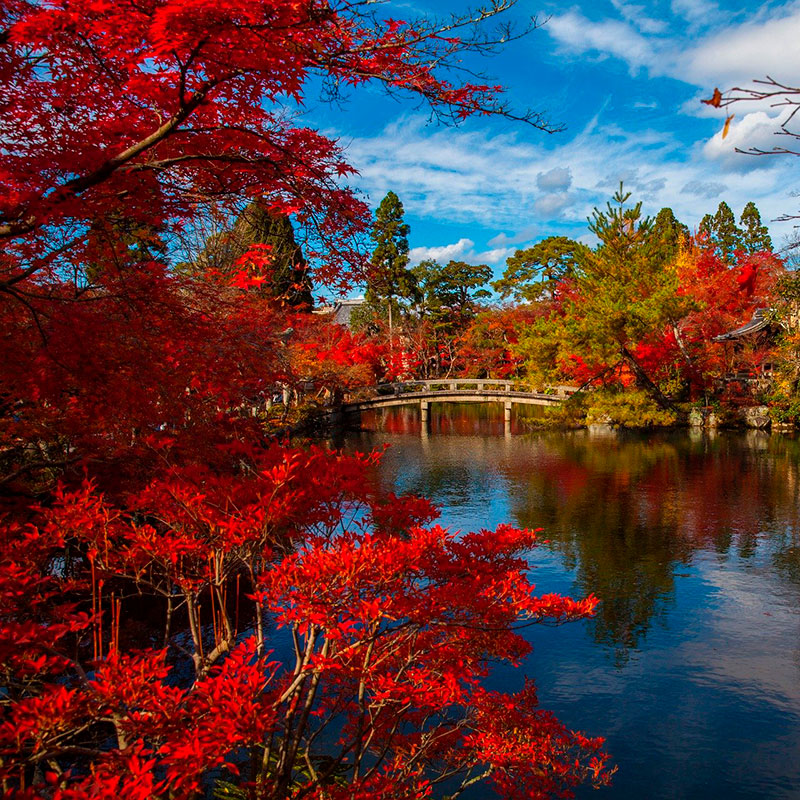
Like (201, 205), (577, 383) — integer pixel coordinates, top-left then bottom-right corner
(545, 11), (662, 74)
(535, 191), (575, 216)
(595, 168), (668, 198)
(610, 0), (669, 33)
(537, 166), (573, 191)
(409, 237), (474, 262)
(478, 246), (517, 264)
(488, 225), (538, 247)
(345, 113), (799, 244)
(408, 238), (514, 265)
(545, 5), (800, 89)
(683, 11), (800, 87)
(702, 109), (793, 170)
(535, 167), (575, 216)
(681, 179), (728, 198)
(670, 0), (718, 25)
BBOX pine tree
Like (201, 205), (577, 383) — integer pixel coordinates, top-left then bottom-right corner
(698, 201), (743, 263)
(588, 183), (652, 267)
(493, 236), (591, 302)
(647, 208), (690, 268)
(367, 191), (418, 340)
(414, 259), (491, 320)
(194, 202), (313, 308)
(519, 185), (692, 409)
(740, 201), (773, 253)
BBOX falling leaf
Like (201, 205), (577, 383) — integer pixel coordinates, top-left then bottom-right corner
(722, 114), (734, 139)
(702, 87), (722, 107)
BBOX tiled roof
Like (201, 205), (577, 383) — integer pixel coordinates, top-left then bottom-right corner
(713, 308), (770, 342)
(332, 298), (364, 328)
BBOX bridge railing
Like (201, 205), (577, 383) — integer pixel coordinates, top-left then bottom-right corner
(342, 380), (579, 404)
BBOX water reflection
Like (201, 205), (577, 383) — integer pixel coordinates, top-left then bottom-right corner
(340, 406), (800, 660)
(336, 404), (800, 799)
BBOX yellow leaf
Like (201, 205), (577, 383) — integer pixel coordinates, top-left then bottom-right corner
(722, 114), (734, 139)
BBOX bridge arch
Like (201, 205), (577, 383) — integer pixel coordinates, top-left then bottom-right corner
(340, 380), (577, 432)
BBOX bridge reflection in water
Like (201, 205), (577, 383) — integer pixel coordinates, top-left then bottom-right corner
(341, 380), (577, 435)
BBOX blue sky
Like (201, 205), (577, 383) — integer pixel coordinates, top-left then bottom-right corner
(308, 0), (800, 274)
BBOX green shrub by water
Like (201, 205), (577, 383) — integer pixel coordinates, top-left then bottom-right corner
(585, 390), (678, 428)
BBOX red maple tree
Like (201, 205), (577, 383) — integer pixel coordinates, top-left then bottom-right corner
(0, 2), (612, 797)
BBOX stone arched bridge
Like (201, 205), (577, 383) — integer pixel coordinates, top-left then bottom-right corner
(341, 380), (578, 428)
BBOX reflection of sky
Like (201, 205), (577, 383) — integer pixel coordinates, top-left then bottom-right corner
(341, 409), (800, 799)
(678, 554), (800, 707)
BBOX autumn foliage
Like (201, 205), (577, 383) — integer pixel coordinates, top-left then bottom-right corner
(0, 1), (611, 798)
(515, 190), (784, 406)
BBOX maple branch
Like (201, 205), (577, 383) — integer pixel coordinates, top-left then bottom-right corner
(0, 455), (82, 487)
(319, 0), (559, 131)
(0, 78), (225, 241)
(125, 153), (279, 171)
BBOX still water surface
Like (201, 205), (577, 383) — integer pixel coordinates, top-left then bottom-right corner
(334, 404), (800, 800)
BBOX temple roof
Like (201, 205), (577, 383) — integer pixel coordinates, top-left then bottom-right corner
(713, 308), (770, 342)
(331, 298), (364, 328)
(311, 297), (365, 329)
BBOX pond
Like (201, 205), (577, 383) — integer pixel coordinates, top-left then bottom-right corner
(332, 403), (800, 800)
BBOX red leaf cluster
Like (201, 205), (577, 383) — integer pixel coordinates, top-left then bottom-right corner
(0, 2), (611, 797)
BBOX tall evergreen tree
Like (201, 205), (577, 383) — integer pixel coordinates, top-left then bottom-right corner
(193, 201), (313, 308)
(588, 183), (653, 267)
(367, 191), (418, 339)
(698, 201), (743, 263)
(698, 213), (714, 242)
(647, 207), (690, 268)
(740, 201), (773, 253)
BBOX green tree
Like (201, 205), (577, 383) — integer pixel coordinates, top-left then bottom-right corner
(415, 259), (491, 319)
(493, 236), (591, 302)
(646, 207), (689, 269)
(409, 259), (491, 376)
(517, 185), (694, 407)
(588, 183), (653, 263)
(192, 201), (313, 308)
(698, 201), (743, 262)
(740, 201), (773, 253)
(366, 191), (418, 340)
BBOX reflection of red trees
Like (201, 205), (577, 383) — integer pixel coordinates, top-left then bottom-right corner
(505, 434), (800, 552)
(495, 433), (800, 656)
(365, 406), (539, 437)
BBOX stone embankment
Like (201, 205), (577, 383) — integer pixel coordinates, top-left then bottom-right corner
(688, 406), (781, 430)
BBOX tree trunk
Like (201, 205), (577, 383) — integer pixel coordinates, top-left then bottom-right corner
(672, 323), (695, 370)
(388, 299), (393, 354)
(620, 345), (674, 409)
